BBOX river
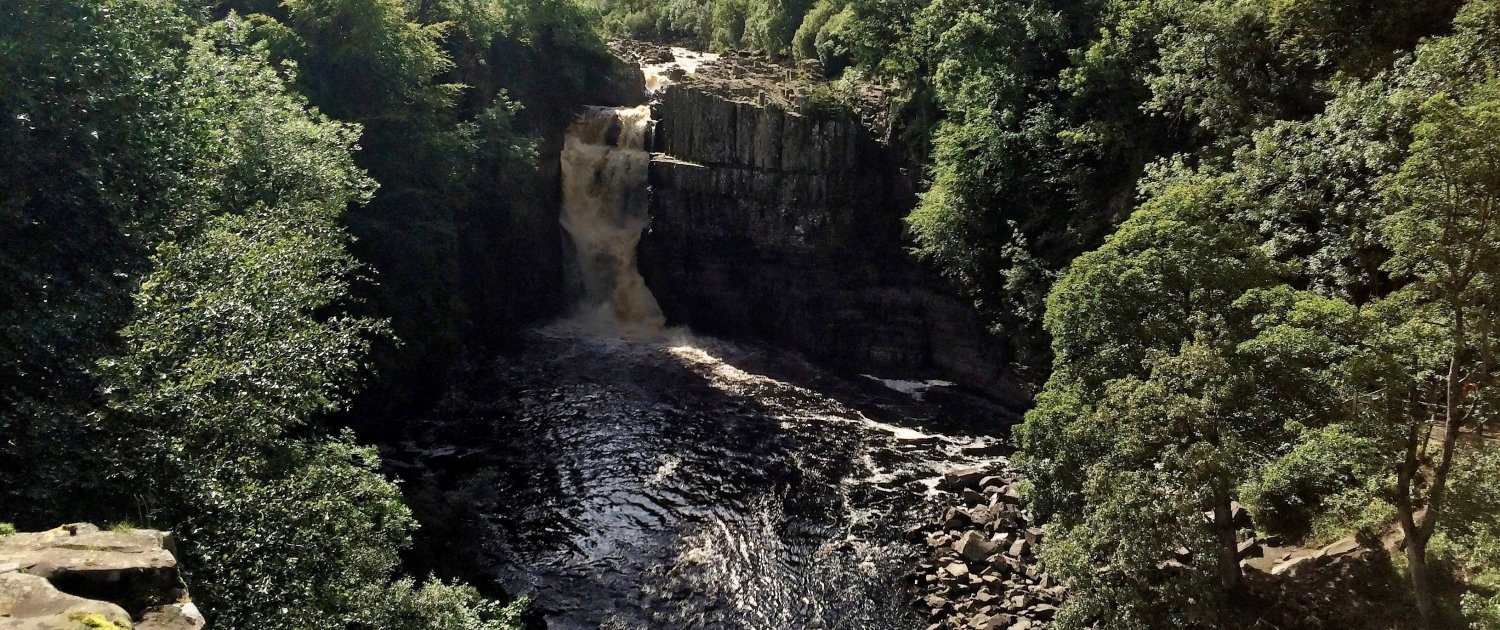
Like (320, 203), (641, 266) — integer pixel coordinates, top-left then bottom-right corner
(390, 321), (1014, 629)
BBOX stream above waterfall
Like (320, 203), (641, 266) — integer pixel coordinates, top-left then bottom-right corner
(388, 324), (1017, 629)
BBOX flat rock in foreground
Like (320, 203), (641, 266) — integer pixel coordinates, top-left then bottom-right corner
(0, 523), (203, 629)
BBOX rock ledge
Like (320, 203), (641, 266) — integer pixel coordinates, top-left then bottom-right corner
(0, 523), (203, 629)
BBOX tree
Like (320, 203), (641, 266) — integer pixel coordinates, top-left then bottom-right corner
(0, 3), (521, 625)
(0, 0), (199, 525)
(1378, 79), (1500, 625)
(1234, 287), (1397, 542)
(1043, 342), (1261, 628)
(901, 0), (1072, 362)
(1437, 444), (1500, 626)
(1018, 173), (1281, 626)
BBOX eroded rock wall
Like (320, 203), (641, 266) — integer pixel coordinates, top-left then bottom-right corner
(641, 83), (1018, 402)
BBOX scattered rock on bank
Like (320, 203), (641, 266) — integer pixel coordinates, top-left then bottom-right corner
(0, 523), (203, 629)
(909, 464), (1064, 630)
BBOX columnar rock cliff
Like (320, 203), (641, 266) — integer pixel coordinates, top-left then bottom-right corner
(641, 80), (1017, 401)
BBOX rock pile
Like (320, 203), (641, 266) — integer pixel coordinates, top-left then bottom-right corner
(907, 465), (1064, 630)
(0, 523), (203, 629)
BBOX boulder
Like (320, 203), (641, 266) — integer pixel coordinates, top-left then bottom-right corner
(955, 531), (1001, 562)
(967, 505), (998, 527)
(0, 572), (133, 629)
(945, 562), (971, 580)
(928, 532), (956, 548)
(942, 508), (975, 530)
(1320, 537), (1360, 559)
(971, 612), (1013, 629)
(138, 603), (207, 630)
(962, 489), (988, 507)
(1237, 537), (1263, 560)
(1007, 539), (1030, 559)
(797, 58), (825, 80)
(0, 523), (200, 628)
(1271, 555), (1315, 576)
(979, 613), (1014, 629)
(992, 504), (1024, 529)
(0, 523), (182, 613)
(1230, 501), (1251, 527)
(942, 467), (989, 491)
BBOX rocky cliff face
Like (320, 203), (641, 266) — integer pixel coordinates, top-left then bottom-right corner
(0, 523), (203, 629)
(641, 80), (1018, 401)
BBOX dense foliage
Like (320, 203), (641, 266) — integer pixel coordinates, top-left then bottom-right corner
(1, 0), (612, 626)
(1011, 1), (1500, 627)
(8, 0), (1500, 627)
(595, 0), (1500, 626)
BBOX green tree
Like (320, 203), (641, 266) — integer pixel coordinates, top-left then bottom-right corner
(1378, 80), (1500, 626)
(0, 0), (198, 524)
(1436, 445), (1500, 627)
(1, 3), (521, 626)
(902, 0), (1072, 362)
(1043, 342), (1260, 628)
(1019, 174), (1281, 626)
(1234, 287), (1397, 542)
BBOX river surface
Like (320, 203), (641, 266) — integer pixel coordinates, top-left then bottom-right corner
(392, 322), (1016, 629)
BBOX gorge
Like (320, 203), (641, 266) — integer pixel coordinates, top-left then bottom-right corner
(376, 46), (1038, 628)
(9, 2), (1499, 628)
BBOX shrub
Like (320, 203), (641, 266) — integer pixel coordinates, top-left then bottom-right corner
(1239, 424), (1390, 542)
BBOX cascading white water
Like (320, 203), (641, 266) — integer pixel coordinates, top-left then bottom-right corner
(641, 47), (721, 93)
(560, 105), (666, 333)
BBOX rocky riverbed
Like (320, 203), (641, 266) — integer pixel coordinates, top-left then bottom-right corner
(904, 465), (1063, 630)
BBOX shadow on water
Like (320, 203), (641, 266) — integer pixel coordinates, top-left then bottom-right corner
(384, 325), (1017, 629)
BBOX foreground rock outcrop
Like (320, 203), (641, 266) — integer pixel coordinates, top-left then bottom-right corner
(0, 524), (203, 629)
(634, 48), (1020, 403)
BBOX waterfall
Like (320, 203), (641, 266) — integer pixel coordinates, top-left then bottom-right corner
(560, 105), (666, 333)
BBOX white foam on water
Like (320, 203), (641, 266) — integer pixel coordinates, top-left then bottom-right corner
(641, 47), (721, 94)
(560, 106), (666, 333)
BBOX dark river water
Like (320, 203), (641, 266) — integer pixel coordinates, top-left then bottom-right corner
(389, 322), (1017, 629)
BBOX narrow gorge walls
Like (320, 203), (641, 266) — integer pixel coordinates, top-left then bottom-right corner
(639, 80), (1017, 402)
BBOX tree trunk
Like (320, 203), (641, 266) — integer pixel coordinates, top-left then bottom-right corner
(1212, 489), (1241, 592)
(1425, 307), (1466, 534)
(1395, 416), (1439, 628)
(1402, 516), (1440, 627)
